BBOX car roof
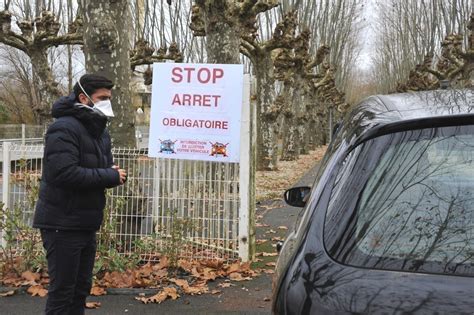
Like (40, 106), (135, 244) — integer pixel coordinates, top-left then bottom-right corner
(371, 89), (473, 121)
(342, 89), (474, 142)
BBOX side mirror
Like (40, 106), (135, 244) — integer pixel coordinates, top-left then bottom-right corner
(284, 186), (311, 208)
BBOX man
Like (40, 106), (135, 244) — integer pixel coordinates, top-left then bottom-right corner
(33, 74), (127, 315)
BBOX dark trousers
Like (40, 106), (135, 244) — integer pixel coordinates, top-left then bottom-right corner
(40, 229), (97, 315)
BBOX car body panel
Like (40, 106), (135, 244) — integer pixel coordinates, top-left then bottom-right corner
(273, 89), (474, 314)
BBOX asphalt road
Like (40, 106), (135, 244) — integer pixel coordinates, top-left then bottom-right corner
(0, 163), (320, 315)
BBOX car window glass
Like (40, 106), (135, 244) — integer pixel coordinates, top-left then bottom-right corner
(325, 125), (474, 276)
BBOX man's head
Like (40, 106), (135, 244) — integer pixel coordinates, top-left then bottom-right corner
(73, 74), (114, 106)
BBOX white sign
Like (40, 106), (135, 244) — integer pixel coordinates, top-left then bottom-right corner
(148, 63), (244, 162)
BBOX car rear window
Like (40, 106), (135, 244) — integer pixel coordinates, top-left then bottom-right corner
(324, 125), (474, 276)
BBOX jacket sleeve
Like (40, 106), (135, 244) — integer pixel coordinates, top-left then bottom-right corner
(104, 130), (120, 189)
(105, 130), (115, 168)
(44, 121), (121, 189)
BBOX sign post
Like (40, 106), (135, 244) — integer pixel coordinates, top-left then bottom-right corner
(238, 74), (252, 261)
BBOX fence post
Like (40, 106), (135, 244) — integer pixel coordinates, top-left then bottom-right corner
(152, 158), (161, 229)
(21, 124), (26, 145)
(239, 74), (255, 261)
(1, 141), (11, 248)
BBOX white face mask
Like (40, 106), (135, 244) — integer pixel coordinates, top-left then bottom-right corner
(77, 80), (115, 118)
(92, 100), (115, 117)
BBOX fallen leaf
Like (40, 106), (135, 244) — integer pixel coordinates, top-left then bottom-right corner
(1, 275), (23, 287)
(226, 262), (242, 274)
(240, 261), (252, 271)
(155, 257), (169, 270)
(256, 239), (268, 245)
(153, 269), (168, 279)
(218, 282), (233, 288)
(229, 272), (243, 281)
(40, 277), (50, 285)
(265, 229), (277, 234)
(164, 287), (180, 300)
(102, 271), (134, 288)
(200, 268), (218, 281)
(261, 252), (278, 257)
(171, 279), (188, 287)
(135, 287), (180, 304)
(90, 286), (106, 296)
(85, 302), (101, 309)
(211, 290), (222, 295)
(265, 262), (277, 267)
(0, 290), (15, 297)
(178, 259), (194, 271)
(264, 297), (271, 302)
(278, 226), (288, 230)
(137, 263), (154, 278)
(27, 285), (48, 297)
(256, 223), (270, 228)
(200, 259), (224, 269)
(171, 278), (209, 295)
(229, 273), (252, 282)
(264, 269), (275, 274)
(21, 271), (40, 283)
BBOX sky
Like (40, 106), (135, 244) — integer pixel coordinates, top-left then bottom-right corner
(356, 0), (377, 71)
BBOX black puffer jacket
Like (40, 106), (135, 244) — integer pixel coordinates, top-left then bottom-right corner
(33, 93), (121, 231)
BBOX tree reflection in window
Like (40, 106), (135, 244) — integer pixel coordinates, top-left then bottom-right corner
(326, 126), (474, 276)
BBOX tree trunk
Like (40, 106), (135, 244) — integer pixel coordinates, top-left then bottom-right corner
(303, 89), (318, 150)
(28, 48), (62, 125)
(298, 94), (310, 155)
(255, 54), (279, 171)
(200, 1), (240, 64)
(281, 81), (301, 161)
(295, 78), (308, 155)
(80, 0), (136, 148)
(280, 120), (298, 160)
(67, 45), (73, 92)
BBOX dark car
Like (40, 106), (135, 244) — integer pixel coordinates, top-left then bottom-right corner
(273, 89), (474, 314)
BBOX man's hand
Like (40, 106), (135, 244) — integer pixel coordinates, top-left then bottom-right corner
(112, 165), (127, 184)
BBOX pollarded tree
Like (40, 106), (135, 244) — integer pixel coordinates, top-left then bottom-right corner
(277, 28), (306, 161)
(0, 8), (82, 124)
(279, 32), (341, 161)
(191, 2), (289, 171)
(80, 0), (136, 148)
(372, 0), (472, 93)
(396, 14), (474, 93)
(240, 10), (297, 170)
(304, 44), (331, 149)
(190, 0), (279, 64)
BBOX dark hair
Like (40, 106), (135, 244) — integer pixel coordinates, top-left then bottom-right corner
(73, 74), (114, 102)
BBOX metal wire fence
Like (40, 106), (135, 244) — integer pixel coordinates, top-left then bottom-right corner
(0, 124), (46, 140)
(0, 124), (150, 148)
(1, 143), (242, 262)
